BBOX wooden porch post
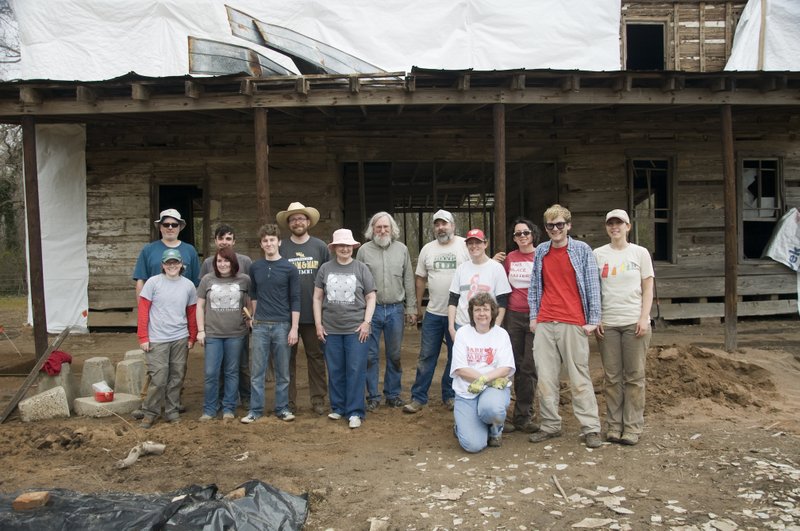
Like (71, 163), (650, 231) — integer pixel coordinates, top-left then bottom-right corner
(721, 104), (737, 351)
(21, 117), (49, 358)
(254, 108), (270, 222)
(493, 103), (507, 252)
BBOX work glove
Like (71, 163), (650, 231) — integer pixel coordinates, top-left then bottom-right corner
(490, 377), (509, 390)
(467, 375), (487, 394)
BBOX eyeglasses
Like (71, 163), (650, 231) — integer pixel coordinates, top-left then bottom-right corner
(545, 222), (567, 231)
(161, 222), (180, 228)
(513, 230), (532, 238)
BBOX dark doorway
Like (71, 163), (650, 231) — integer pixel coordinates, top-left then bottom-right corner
(626, 24), (665, 70)
(157, 185), (204, 250)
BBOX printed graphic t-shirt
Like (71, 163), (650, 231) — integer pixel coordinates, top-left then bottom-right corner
(450, 325), (515, 399)
(593, 243), (655, 327)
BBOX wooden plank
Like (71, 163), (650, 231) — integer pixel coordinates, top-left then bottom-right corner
(493, 103), (506, 251)
(721, 104), (737, 350)
(22, 117), (48, 357)
(88, 311), (137, 327)
(254, 108), (270, 220)
(0, 328), (71, 424)
(658, 299), (797, 320)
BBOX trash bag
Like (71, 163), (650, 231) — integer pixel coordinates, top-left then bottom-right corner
(0, 480), (307, 530)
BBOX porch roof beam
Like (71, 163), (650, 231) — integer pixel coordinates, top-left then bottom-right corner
(1, 86), (799, 119)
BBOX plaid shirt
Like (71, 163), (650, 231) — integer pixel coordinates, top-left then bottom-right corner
(527, 236), (601, 326)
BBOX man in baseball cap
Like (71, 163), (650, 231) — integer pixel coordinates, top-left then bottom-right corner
(404, 209), (470, 414)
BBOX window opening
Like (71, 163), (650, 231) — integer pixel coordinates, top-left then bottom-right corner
(626, 23), (665, 70)
(741, 158), (782, 259)
(629, 159), (672, 261)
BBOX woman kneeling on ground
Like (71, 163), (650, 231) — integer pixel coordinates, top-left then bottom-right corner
(451, 292), (515, 452)
(196, 247), (251, 421)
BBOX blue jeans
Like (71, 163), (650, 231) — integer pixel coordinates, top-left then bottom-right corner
(366, 303), (405, 401)
(325, 332), (368, 419)
(204, 335), (244, 416)
(454, 388), (511, 453)
(249, 321), (291, 417)
(409, 312), (455, 405)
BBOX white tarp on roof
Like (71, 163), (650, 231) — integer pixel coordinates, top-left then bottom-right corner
(11, 0), (621, 331)
(725, 0), (800, 70)
(13, 0), (622, 80)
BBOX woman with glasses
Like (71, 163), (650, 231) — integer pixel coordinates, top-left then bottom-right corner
(493, 218), (541, 434)
(196, 247), (251, 422)
(593, 209), (654, 446)
(451, 292), (515, 452)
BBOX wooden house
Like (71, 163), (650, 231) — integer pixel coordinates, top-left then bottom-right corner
(1, 0), (798, 336)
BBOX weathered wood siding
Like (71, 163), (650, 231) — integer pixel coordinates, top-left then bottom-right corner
(623, 1), (746, 72)
(85, 104), (799, 322)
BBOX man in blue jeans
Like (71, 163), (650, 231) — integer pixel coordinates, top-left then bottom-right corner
(357, 212), (417, 411)
(241, 224), (300, 424)
(404, 210), (469, 414)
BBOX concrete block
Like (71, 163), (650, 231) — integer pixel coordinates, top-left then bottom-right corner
(124, 349), (145, 362)
(115, 359), (146, 395)
(37, 363), (78, 412)
(79, 357), (115, 397)
(73, 393), (141, 417)
(19, 386), (70, 422)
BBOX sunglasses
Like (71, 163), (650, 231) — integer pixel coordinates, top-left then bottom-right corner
(513, 230), (532, 238)
(545, 222), (567, 231)
(161, 222), (180, 228)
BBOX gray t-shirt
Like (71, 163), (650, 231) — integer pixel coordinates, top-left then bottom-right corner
(140, 274), (198, 342)
(197, 273), (251, 338)
(200, 252), (252, 278)
(281, 237), (330, 324)
(315, 259), (376, 334)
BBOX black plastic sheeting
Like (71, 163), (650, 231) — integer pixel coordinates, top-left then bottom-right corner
(0, 479), (307, 530)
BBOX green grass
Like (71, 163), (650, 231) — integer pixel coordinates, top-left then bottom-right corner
(0, 295), (26, 311)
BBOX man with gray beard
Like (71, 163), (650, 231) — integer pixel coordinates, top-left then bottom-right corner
(356, 212), (417, 411)
(403, 210), (469, 413)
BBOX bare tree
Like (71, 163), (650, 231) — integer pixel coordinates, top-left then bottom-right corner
(0, 0), (23, 294)
(0, 0), (19, 72)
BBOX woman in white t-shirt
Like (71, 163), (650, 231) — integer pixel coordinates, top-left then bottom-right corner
(593, 209), (654, 446)
(450, 292), (515, 453)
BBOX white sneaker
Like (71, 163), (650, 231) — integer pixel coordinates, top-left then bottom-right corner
(328, 412), (342, 420)
(222, 412), (235, 420)
(348, 416), (362, 429)
(240, 414), (258, 424)
(277, 410), (295, 422)
(198, 414), (214, 422)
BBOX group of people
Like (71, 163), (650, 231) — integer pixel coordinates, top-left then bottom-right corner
(132, 202), (654, 454)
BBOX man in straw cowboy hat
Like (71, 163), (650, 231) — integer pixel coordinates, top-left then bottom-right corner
(277, 202), (330, 415)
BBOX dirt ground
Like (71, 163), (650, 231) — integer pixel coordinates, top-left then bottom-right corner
(1, 296), (799, 530)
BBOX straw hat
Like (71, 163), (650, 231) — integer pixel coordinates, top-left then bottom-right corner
(276, 202), (321, 230)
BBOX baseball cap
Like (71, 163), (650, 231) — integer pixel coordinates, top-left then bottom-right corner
(161, 248), (183, 263)
(465, 228), (487, 242)
(433, 209), (454, 224)
(605, 209), (630, 224)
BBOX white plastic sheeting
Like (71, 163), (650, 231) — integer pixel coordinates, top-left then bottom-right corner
(25, 125), (89, 333)
(13, 0), (622, 80)
(725, 0), (800, 70)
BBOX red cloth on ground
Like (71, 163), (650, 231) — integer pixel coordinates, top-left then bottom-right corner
(41, 350), (72, 376)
